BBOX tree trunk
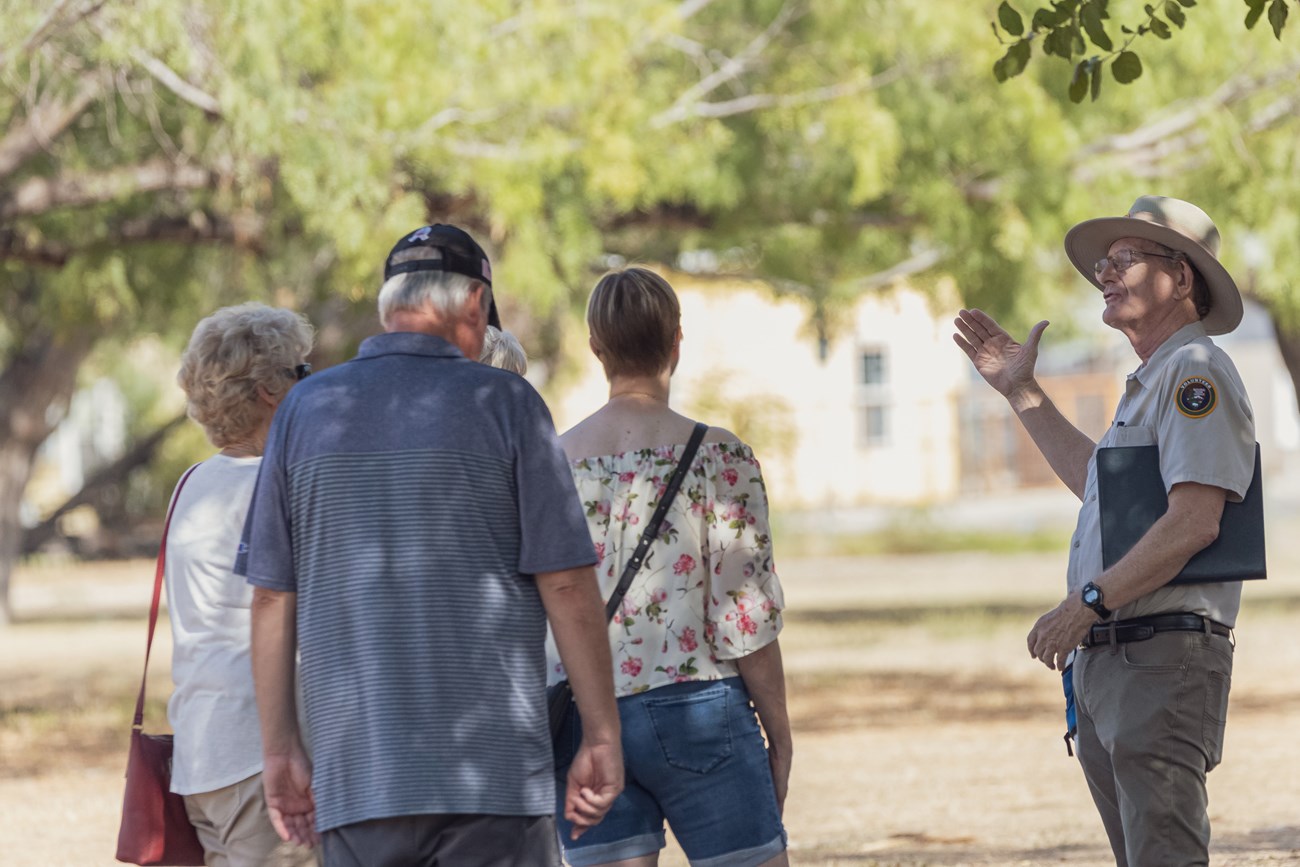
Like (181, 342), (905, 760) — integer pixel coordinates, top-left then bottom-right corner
(1271, 316), (1300, 414)
(0, 327), (93, 625)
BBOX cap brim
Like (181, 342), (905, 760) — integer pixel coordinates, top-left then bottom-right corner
(1064, 216), (1243, 335)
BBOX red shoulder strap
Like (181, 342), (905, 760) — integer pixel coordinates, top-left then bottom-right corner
(131, 463), (201, 729)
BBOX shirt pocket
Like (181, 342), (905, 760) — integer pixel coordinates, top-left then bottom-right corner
(1111, 424), (1156, 447)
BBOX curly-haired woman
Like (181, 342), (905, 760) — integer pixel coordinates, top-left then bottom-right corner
(167, 302), (316, 867)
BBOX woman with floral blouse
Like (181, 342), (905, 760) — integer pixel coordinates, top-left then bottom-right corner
(548, 267), (791, 867)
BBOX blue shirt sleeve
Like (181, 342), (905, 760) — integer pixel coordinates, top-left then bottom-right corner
(235, 400), (298, 591)
(513, 388), (598, 576)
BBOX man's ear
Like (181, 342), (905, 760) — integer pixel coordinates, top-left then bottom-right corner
(464, 283), (489, 325)
(589, 336), (604, 360)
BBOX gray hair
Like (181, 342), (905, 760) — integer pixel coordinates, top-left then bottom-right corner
(378, 248), (489, 328)
(479, 326), (527, 375)
(177, 303), (314, 448)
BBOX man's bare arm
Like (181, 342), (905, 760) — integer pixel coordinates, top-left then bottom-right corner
(954, 309), (1095, 499)
(536, 566), (623, 836)
(250, 587), (317, 847)
(1027, 481), (1228, 669)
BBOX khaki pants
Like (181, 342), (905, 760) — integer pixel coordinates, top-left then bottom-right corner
(184, 772), (318, 867)
(1073, 629), (1233, 867)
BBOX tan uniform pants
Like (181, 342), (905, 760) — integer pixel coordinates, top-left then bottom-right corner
(1073, 629), (1233, 867)
(184, 772), (318, 867)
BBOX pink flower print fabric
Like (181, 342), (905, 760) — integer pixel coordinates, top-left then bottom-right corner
(547, 440), (784, 697)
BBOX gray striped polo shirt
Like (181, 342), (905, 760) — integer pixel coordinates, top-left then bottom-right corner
(237, 332), (596, 832)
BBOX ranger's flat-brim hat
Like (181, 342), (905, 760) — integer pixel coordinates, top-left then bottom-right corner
(1064, 195), (1243, 335)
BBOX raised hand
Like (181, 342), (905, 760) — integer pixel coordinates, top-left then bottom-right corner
(953, 309), (1049, 398)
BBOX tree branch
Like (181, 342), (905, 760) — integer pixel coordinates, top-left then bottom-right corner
(651, 0), (805, 127)
(0, 71), (104, 181)
(0, 159), (218, 219)
(672, 69), (904, 122)
(0, 211), (265, 267)
(0, 0), (109, 72)
(1073, 62), (1300, 181)
(131, 50), (222, 116)
(21, 412), (188, 556)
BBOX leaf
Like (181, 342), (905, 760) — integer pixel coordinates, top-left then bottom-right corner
(1091, 59), (1103, 100)
(1112, 50), (1143, 83)
(1082, 2), (1114, 49)
(1043, 26), (1074, 58)
(1268, 0), (1289, 37)
(1003, 39), (1033, 78)
(999, 1), (1026, 35)
(1149, 16), (1172, 37)
(1165, 1), (1187, 27)
(1069, 60), (1090, 102)
(1033, 7), (1067, 29)
(1178, 0), (1196, 5)
(1245, 0), (1268, 29)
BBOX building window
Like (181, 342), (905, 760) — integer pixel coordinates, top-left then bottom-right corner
(857, 348), (891, 447)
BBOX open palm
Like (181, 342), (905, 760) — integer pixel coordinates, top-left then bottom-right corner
(952, 309), (1048, 397)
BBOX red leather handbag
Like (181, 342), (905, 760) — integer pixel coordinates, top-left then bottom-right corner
(115, 465), (205, 866)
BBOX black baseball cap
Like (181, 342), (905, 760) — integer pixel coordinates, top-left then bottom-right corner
(383, 224), (500, 329)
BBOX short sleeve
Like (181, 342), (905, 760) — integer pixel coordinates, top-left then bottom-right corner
(513, 389), (599, 575)
(1154, 345), (1255, 502)
(235, 403), (297, 591)
(702, 444), (784, 660)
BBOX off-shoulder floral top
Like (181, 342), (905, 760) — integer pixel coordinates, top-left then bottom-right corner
(546, 440), (784, 697)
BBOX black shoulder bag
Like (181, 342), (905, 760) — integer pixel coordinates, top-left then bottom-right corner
(547, 421), (709, 742)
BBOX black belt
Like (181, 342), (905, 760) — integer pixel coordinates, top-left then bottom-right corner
(1083, 613), (1231, 649)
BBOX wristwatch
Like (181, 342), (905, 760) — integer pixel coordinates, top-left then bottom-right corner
(1081, 581), (1111, 619)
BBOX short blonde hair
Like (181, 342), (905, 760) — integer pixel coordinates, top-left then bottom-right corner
(479, 325), (527, 374)
(586, 268), (680, 378)
(177, 303), (314, 448)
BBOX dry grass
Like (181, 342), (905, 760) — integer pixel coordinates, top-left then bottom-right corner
(4, 552), (1300, 866)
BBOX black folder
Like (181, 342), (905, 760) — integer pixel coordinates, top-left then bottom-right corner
(1097, 443), (1265, 584)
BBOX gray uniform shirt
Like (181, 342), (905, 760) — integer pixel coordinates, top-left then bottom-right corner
(1066, 321), (1255, 627)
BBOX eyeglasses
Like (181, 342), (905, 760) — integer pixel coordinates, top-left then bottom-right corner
(1093, 249), (1180, 277)
(293, 363), (312, 380)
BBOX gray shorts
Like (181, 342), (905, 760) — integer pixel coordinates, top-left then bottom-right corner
(320, 814), (560, 867)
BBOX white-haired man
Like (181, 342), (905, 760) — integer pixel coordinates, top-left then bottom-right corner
(240, 224), (623, 865)
(955, 197), (1255, 867)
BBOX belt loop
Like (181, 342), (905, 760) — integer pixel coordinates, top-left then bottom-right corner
(1107, 621), (1118, 654)
(1202, 616), (1211, 636)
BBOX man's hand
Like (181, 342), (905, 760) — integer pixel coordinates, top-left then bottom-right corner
(262, 746), (317, 848)
(1027, 596), (1097, 671)
(953, 309), (1049, 400)
(564, 739), (623, 839)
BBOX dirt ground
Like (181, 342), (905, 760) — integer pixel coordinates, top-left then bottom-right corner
(3, 550), (1300, 867)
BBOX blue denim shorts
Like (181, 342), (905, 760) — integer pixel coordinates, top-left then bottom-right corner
(553, 677), (786, 867)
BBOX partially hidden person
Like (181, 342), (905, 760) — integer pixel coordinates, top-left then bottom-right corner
(169, 302), (317, 867)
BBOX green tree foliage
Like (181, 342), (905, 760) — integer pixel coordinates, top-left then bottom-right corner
(993, 0), (1293, 101)
(1, 0), (1298, 621)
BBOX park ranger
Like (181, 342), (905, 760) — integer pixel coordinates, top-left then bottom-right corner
(953, 196), (1255, 867)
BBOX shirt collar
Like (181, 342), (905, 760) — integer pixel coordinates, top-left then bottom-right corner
(1132, 320), (1207, 387)
(356, 331), (465, 361)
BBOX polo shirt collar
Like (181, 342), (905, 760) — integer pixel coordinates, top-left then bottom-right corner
(356, 331), (465, 360)
(1132, 320), (1207, 388)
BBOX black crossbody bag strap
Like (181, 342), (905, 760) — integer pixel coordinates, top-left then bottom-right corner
(602, 421), (708, 623)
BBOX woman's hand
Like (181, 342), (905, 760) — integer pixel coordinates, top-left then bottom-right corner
(768, 742), (792, 816)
